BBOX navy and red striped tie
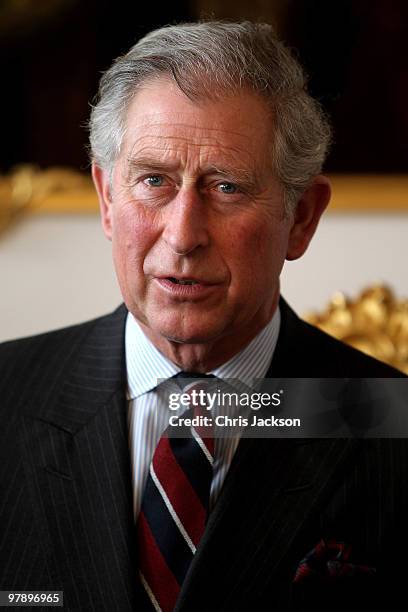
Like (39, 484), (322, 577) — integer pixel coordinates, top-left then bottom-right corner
(136, 374), (215, 612)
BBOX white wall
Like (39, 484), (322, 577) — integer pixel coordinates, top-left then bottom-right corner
(1, 212), (407, 342)
(281, 213), (408, 314)
(0, 215), (120, 342)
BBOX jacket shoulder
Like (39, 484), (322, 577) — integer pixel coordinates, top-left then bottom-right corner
(299, 317), (404, 376)
(0, 305), (127, 413)
(0, 316), (98, 369)
(276, 298), (405, 377)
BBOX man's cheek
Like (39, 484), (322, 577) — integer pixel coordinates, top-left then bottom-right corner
(235, 226), (275, 267)
(113, 211), (156, 256)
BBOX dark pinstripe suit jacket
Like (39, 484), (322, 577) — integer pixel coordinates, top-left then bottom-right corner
(0, 299), (406, 611)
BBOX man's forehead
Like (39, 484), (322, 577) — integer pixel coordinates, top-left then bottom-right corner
(124, 77), (272, 135)
(124, 111), (257, 141)
(122, 114), (267, 168)
(120, 81), (274, 173)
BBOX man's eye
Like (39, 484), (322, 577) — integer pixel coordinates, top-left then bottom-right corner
(217, 182), (238, 194)
(144, 175), (164, 187)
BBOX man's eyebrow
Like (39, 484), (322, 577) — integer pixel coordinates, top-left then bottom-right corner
(206, 164), (257, 185)
(126, 156), (261, 189)
(126, 156), (179, 173)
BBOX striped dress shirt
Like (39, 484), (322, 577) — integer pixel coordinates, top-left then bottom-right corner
(126, 307), (281, 522)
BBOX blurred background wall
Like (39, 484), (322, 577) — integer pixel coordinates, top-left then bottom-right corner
(0, 0), (407, 341)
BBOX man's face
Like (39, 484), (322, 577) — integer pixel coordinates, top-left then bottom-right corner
(94, 77), (327, 360)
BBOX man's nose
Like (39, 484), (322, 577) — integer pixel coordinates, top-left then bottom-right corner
(161, 188), (210, 255)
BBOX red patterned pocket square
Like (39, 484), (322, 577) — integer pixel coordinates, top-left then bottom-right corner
(293, 539), (376, 583)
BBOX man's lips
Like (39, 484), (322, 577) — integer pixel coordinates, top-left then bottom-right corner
(152, 275), (222, 297)
(154, 275), (220, 285)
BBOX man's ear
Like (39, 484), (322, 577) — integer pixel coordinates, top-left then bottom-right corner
(286, 175), (331, 261)
(92, 163), (113, 241)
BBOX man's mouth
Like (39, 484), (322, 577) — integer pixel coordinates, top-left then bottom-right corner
(166, 277), (200, 286)
(154, 275), (219, 298)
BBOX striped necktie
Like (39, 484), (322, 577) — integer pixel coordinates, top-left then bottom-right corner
(137, 373), (215, 612)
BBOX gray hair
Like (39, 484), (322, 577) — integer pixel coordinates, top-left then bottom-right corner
(88, 21), (331, 212)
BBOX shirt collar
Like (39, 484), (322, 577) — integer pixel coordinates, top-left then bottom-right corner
(125, 316), (181, 399)
(125, 306), (280, 400)
(210, 306), (280, 387)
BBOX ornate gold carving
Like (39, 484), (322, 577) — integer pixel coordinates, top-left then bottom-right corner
(304, 285), (408, 374)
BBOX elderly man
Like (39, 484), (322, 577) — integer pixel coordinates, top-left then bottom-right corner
(0, 21), (405, 612)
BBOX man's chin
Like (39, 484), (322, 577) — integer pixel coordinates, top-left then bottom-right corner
(159, 326), (221, 345)
(146, 319), (226, 347)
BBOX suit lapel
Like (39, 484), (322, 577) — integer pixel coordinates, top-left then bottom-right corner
(21, 305), (147, 610)
(269, 297), (317, 376)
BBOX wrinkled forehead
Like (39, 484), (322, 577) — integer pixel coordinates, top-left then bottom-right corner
(123, 115), (256, 161)
(120, 79), (275, 167)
